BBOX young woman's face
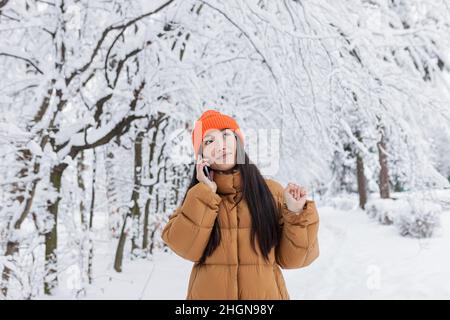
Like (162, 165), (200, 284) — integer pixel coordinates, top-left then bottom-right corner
(202, 128), (237, 171)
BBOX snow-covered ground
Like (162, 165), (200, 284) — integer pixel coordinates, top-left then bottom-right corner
(38, 190), (450, 300)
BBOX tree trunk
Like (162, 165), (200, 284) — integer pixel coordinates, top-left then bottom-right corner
(131, 131), (144, 254)
(1, 79), (56, 297)
(354, 130), (367, 210)
(105, 148), (120, 237)
(1, 149), (35, 297)
(88, 149), (96, 284)
(142, 124), (158, 251)
(356, 153), (367, 210)
(78, 149), (96, 284)
(78, 150), (87, 227)
(142, 113), (168, 252)
(44, 163), (66, 295)
(377, 132), (390, 199)
(114, 131), (145, 271)
(77, 150), (89, 290)
(113, 213), (130, 273)
(1, 241), (19, 297)
(142, 194), (152, 252)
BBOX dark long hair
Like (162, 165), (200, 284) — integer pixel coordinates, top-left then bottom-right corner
(180, 132), (281, 265)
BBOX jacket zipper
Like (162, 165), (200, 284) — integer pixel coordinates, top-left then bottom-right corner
(235, 200), (240, 299)
(223, 196), (240, 299)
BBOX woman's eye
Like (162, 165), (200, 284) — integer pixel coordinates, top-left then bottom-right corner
(204, 140), (212, 145)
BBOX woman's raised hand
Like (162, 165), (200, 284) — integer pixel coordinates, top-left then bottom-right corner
(196, 157), (217, 193)
(283, 182), (307, 213)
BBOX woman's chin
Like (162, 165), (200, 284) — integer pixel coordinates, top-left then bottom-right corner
(212, 163), (237, 172)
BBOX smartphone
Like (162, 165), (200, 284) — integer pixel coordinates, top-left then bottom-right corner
(204, 164), (212, 181)
(198, 154), (213, 181)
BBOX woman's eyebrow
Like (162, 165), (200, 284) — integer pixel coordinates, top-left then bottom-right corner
(204, 129), (228, 140)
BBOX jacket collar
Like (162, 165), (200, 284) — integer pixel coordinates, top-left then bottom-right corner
(213, 168), (242, 195)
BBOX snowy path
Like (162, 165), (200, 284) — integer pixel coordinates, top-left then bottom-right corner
(284, 206), (450, 299)
(43, 205), (450, 299)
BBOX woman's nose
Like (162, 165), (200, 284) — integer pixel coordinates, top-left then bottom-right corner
(212, 141), (226, 157)
(215, 137), (224, 149)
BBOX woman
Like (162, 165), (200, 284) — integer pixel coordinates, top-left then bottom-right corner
(161, 109), (320, 300)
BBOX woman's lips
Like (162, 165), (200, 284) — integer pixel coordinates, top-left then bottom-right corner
(217, 152), (232, 160)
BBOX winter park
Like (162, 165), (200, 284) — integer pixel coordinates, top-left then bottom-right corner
(1, 0), (450, 301)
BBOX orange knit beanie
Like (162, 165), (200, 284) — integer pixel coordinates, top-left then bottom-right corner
(191, 109), (244, 159)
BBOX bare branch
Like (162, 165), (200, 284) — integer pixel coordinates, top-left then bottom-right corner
(199, 0), (278, 83)
(0, 52), (44, 74)
(56, 80), (147, 158)
(0, 0), (9, 10)
(67, 0), (175, 85)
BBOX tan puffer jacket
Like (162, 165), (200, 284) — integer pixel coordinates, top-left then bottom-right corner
(161, 170), (319, 299)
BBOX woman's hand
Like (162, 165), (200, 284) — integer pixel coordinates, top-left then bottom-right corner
(283, 182), (308, 214)
(196, 157), (217, 193)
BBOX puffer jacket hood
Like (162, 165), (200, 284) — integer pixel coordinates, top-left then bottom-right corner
(161, 170), (320, 299)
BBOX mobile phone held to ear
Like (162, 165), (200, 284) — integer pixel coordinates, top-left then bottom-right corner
(198, 154), (213, 181)
(204, 164), (212, 181)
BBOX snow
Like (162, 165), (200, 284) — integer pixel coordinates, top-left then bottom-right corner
(38, 191), (450, 300)
(27, 139), (43, 156)
(0, 123), (31, 141)
(288, 203), (450, 299)
(2, 0), (450, 301)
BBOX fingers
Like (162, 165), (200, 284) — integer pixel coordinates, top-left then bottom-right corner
(196, 157), (212, 181)
(285, 183), (296, 200)
(196, 157), (211, 170)
(286, 182), (308, 200)
(300, 187), (307, 197)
